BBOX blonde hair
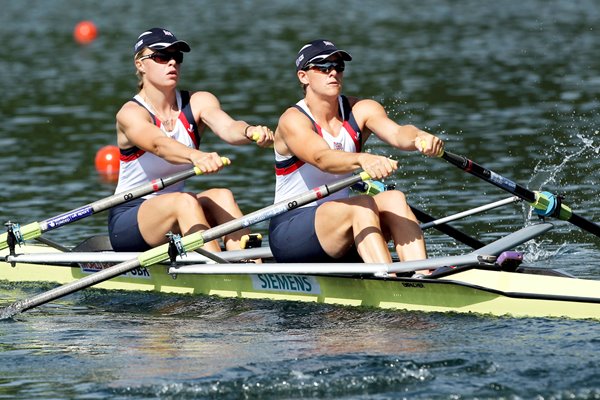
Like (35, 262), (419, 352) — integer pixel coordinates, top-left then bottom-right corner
(134, 49), (146, 91)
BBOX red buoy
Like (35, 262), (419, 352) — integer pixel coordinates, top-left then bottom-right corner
(74, 21), (98, 45)
(95, 145), (119, 182)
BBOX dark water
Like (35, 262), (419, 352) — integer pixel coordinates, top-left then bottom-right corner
(1, 0), (599, 398)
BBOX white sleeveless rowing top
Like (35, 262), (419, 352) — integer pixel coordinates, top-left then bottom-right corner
(114, 90), (201, 198)
(273, 95), (362, 207)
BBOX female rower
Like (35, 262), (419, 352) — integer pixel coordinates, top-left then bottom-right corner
(109, 28), (273, 253)
(269, 39), (444, 268)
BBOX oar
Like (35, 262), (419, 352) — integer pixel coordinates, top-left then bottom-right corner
(0, 171), (371, 318)
(411, 206), (484, 249)
(439, 149), (600, 238)
(411, 196), (521, 249)
(0, 158), (230, 251)
(418, 196), (520, 230)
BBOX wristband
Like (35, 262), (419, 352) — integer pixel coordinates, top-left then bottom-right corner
(244, 125), (253, 138)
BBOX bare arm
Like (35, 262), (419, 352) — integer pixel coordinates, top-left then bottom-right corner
(276, 107), (397, 180)
(190, 91), (274, 147)
(116, 101), (225, 173)
(355, 98), (444, 157)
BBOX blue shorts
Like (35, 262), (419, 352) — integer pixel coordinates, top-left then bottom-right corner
(268, 206), (361, 263)
(108, 198), (152, 252)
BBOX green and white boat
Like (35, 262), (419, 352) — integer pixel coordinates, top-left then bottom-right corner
(1, 221), (599, 320)
(1, 150), (598, 320)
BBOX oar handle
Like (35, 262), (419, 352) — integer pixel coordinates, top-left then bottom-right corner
(250, 129), (274, 148)
(419, 140), (445, 158)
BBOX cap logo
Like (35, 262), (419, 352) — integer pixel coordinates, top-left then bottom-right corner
(323, 40), (334, 47)
(295, 54), (305, 67)
(162, 29), (174, 37)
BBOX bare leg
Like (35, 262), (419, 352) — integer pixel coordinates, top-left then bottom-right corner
(196, 188), (251, 251)
(137, 192), (222, 252)
(315, 196), (392, 263)
(374, 190), (427, 262)
(197, 188), (262, 263)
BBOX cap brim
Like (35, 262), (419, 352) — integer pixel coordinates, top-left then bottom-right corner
(308, 50), (352, 64)
(149, 40), (191, 52)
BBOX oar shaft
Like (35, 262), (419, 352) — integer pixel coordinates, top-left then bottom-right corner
(0, 160), (229, 250)
(442, 151), (536, 203)
(411, 197), (520, 250)
(199, 172), (369, 243)
(569, 213), (600, 237)
(0, 259), (142, 317)
(40, 167), (203, 232)
(411, 206), (485, 249)
(1, 172), (370, 318)
(418, 196), (519, 229)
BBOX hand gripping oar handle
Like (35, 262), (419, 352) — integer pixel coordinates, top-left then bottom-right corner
(440, 149), (600, 238)
(0, 171), (371, 318)
(251, 130), (274, 148)
(0, 158), (231, 251)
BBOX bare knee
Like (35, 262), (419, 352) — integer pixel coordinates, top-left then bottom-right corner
(377, 190), (408, 208)
(349, 195), (382, 224)
(352, 194), (379, 210)
(316, 196), (380, 234)
(207, 188), (234, 201)
(198, 188), (236, 207)
(175, 192), (203, 210)
(197, 188), (244, 227)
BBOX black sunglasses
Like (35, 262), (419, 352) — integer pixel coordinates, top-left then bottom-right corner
(304, 61), (345, 73)
(139, 51), (184, 64)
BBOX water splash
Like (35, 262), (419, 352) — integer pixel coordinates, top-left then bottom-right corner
(523, 132), (598, 260)
(529, 132), (596, 190)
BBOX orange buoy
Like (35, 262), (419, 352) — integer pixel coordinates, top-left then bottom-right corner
(95, 145), (119, 182)
(74, 21), (98, 45)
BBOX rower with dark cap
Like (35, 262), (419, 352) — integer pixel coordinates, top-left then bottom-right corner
(269, 39), (444, 271)
(108, 28), (274, 256)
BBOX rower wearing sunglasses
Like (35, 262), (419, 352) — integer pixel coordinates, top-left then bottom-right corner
(108, 28), (273, 255)
(269, 39), (444, 270)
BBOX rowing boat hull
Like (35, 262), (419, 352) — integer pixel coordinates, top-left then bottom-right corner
(1, 244), (599, 320)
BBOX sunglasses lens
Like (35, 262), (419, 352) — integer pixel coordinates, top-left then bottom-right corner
(308, 61), (344, 73)
(153, 54), (170, 63)
(148, 52), (184, 64)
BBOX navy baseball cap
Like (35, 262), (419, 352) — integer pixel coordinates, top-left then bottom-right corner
(295, 39), (352, 71)
(134, 28), (191, 55)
